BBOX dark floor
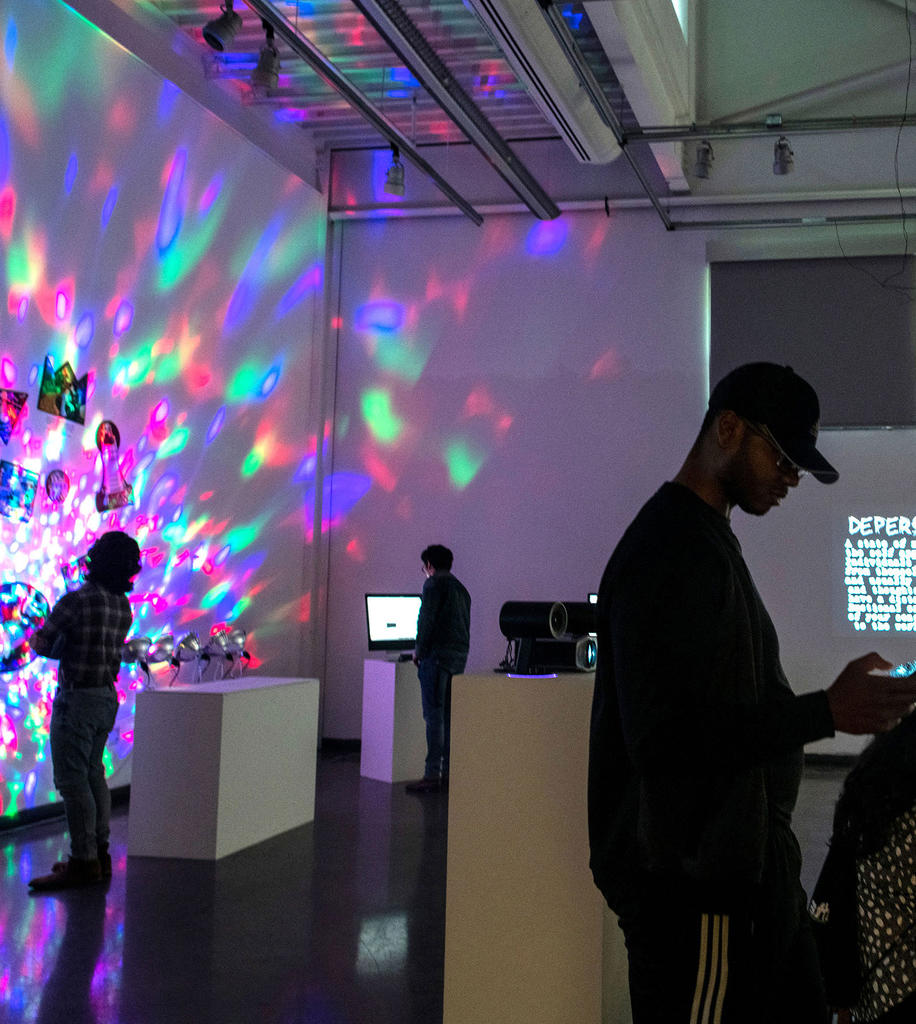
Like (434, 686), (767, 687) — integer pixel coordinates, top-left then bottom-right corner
(0, 755), (846, 1024)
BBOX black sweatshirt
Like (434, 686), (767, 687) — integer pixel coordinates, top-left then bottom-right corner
(588, 482), (835, 926)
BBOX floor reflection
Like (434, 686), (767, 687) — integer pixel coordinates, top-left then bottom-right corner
(1, 752), (844, 1023)
(0, 752), (448, 1024)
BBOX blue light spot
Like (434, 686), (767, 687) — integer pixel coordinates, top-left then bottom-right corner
(275, 108), (308, 124)
(74, 313), (94, 349)
(561, 5), (583, 31)
(354, 300), (404, 332)
(0, 117), (9, 184)
(276, 264), (321, 318)
(318, 472), (371, 520)
(294, 453), (317, 483)
(4, 21), (16, 68)
(259, 365), (281, 398)
(64, 153), (78, 195)
(223, 217), (282, 333)
(527, 219), (569, 256)
(390, 67), (420, 88)
(101, 186), (119, 228)
(206, 406), (226, 444)
(158, 80), (181, 122)
(156, 148), (186, 256)
(293, 1), (314, 13)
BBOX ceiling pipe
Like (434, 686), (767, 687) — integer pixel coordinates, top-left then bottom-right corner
(625, 113), (916, 145)
(538, 1), (916, 233)
(350, 0), (560, 220)
(243, 0), (484, 226)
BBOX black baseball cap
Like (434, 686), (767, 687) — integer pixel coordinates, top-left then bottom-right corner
(708, 363), (838, 484)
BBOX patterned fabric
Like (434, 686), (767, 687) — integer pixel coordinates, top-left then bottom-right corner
(853, 804), (916, 1022)
(31, 581), (132, 689)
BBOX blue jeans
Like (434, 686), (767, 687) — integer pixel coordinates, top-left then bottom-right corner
(50, 686), (118, 862)
(417, 656), (452, 780)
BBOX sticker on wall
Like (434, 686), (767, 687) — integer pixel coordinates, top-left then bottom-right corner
(0, 581), (49, 674)
(37, 356), (88, 424)
(0, 460), (39, 522)
(45, 468), (70, 504)
(0, 390), (28, 444)
(95, 419), (133, 511)
(61, 555), (88, 593)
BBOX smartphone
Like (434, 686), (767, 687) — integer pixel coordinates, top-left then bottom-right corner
(890, 660), (916, 678)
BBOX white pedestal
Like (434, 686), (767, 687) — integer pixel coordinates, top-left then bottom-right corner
(360, 658), (427, 783)
(127, 676), (319, 860)
(444, 673), (631, 1024)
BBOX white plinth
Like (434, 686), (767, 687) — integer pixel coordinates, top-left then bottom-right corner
(444, 672), (630, 1024)
(128, 675), (319, 860)
(360, 658), (427, 783)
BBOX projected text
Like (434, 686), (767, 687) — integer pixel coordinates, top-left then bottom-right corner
(846, 516), (916, 631)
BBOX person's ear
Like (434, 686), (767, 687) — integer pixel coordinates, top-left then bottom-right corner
(715, 409), (745, 453)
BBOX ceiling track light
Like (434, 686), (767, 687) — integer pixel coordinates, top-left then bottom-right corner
(694, 139), (714, 179)
(251, 21), (280, 92)
(203, 0), (242, 52)
(773, 135), (794, 175)
(384, 144), (405, 196)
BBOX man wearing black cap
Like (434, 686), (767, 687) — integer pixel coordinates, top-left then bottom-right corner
(28, 530), (141, 891)
(588, 364), (916, 1023)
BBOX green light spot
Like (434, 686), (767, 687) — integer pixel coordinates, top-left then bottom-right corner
(158, 427), (189, 458)
(445, 439), (485, 490)
(227, 597), (251, 619)
(374, 334), (429, 382)
(361, 389), (403, 444)
(158, 196), (226, 291)
(224, 521), (260, 552)
(202, 581), (231, 610)
(241, 449), (263, 478)
(226, 362), (263, 403)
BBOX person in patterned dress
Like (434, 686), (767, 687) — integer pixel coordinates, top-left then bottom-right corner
(827, 710), (916, 1022)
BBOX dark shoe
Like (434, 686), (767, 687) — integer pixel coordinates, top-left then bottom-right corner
(29, 857), (103, 891)
(98, 844), (112, 879)
(405, 777), (442, 793)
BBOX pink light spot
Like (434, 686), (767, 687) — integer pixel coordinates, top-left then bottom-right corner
(113, 301), (134, 337)
(1, 358), (16, 387)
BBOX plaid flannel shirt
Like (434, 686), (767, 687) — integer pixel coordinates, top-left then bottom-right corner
(32, 581), (133, 689)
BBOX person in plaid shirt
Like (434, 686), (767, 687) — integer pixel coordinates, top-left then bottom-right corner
(28, 530), (141, 891)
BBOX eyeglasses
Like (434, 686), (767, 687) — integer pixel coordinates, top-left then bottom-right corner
(743, 419), (807, 478)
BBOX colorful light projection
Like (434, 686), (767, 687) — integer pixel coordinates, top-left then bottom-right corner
(0, 0), (327, 817)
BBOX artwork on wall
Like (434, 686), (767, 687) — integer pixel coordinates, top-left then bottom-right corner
(95, 420), (133, 511)
(37, 356), (88, 425)
(0, 460), (39, 522)
(0, 390), (28, 444)
(45, 468), (70, 503)
(0, 581), (49, 673)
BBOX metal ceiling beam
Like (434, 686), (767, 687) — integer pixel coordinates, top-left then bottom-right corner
(538, 0), (673, 229)
(243, 0), (484, 226)
(349, 0), (561, 220)
(625, 114), (916, 145)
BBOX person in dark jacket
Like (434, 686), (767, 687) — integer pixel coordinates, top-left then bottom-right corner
(406, 544), (470, 793)
(28, 530), (141, 891)
(588, 363), (916, 1023)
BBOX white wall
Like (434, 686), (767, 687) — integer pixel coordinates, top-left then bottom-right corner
(322, 208), (709, 737)
(0, 0), (327, 812)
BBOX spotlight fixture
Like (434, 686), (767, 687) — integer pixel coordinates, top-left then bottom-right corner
(694, 139), (714, 179)
(203, 1), (242, 52)
(384, 144), (405, 197)
(773, 135), (794, 175)
(251, 22), (280, 91)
